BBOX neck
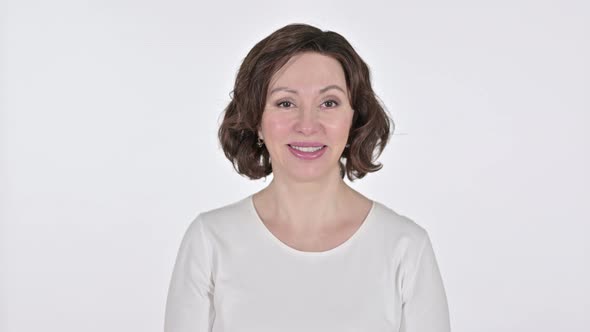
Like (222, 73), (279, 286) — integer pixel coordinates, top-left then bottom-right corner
(255, 168), (356, 230)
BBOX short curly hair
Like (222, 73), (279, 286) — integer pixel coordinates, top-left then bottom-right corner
(218, 23), (393, 181)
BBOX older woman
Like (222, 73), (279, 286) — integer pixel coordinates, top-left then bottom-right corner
(164, 23), (450, 332)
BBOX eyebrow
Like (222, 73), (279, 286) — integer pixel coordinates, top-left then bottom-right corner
(269, 84), (346, 95)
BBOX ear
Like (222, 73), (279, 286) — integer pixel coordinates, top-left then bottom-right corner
(257, 129), (264, 140)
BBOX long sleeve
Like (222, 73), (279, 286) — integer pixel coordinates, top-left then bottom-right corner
(400, 232), (451, 332)
(164, 214), (215, 332)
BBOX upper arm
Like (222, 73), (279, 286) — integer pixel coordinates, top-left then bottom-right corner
(400, 232), (451, 332)
(164, 214), (215, 332)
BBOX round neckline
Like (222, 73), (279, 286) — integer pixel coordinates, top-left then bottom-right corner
(246, 194), (377, 257)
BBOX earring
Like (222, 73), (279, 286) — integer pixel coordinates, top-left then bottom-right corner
(345, 143), (350, 148)
(257, 137), (264, 148)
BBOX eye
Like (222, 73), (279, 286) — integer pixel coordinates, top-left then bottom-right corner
(322, 99), (339, 108)
(277, 100), (294, 108)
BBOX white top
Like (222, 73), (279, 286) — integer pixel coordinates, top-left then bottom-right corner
(164, 195), (451, 332)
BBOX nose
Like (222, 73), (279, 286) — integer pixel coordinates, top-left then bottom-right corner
(294, 105), (321, 135)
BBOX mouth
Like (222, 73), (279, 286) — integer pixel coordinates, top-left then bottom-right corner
(286, 144), (328, 160)
(287, 144), (327, 152)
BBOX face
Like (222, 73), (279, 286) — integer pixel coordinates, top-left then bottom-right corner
(258, 52), (353, 182)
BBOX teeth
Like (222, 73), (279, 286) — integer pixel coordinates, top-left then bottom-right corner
(290, 145), (324, 152)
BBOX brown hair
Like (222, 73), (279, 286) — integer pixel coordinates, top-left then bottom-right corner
(217, 23), (393, 181)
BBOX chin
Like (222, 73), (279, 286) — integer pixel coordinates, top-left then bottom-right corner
(283, 165), (339, 183)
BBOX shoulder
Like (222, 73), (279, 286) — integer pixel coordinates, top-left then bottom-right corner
(187, 195), (253, 236)
(199, 196), (248, 221)
(368, 200), (433, 269)
(371, 200), (428, 244)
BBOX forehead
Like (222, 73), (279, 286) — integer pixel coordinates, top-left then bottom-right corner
(267, 52), (347, 93)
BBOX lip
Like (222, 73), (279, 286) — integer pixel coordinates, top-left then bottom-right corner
(287, 144), (327, 160)
(287, 141), (326, 147)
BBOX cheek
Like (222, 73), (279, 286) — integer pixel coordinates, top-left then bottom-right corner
(261, 115), (292, 139)
(325, 117), (353, 137)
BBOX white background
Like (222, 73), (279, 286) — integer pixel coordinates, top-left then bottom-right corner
(1, 0), (588, 331)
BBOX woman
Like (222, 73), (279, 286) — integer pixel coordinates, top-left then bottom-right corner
(164, 23), (451, 332)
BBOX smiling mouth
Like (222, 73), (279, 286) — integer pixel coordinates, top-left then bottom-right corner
(287, 144), (327, 152)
